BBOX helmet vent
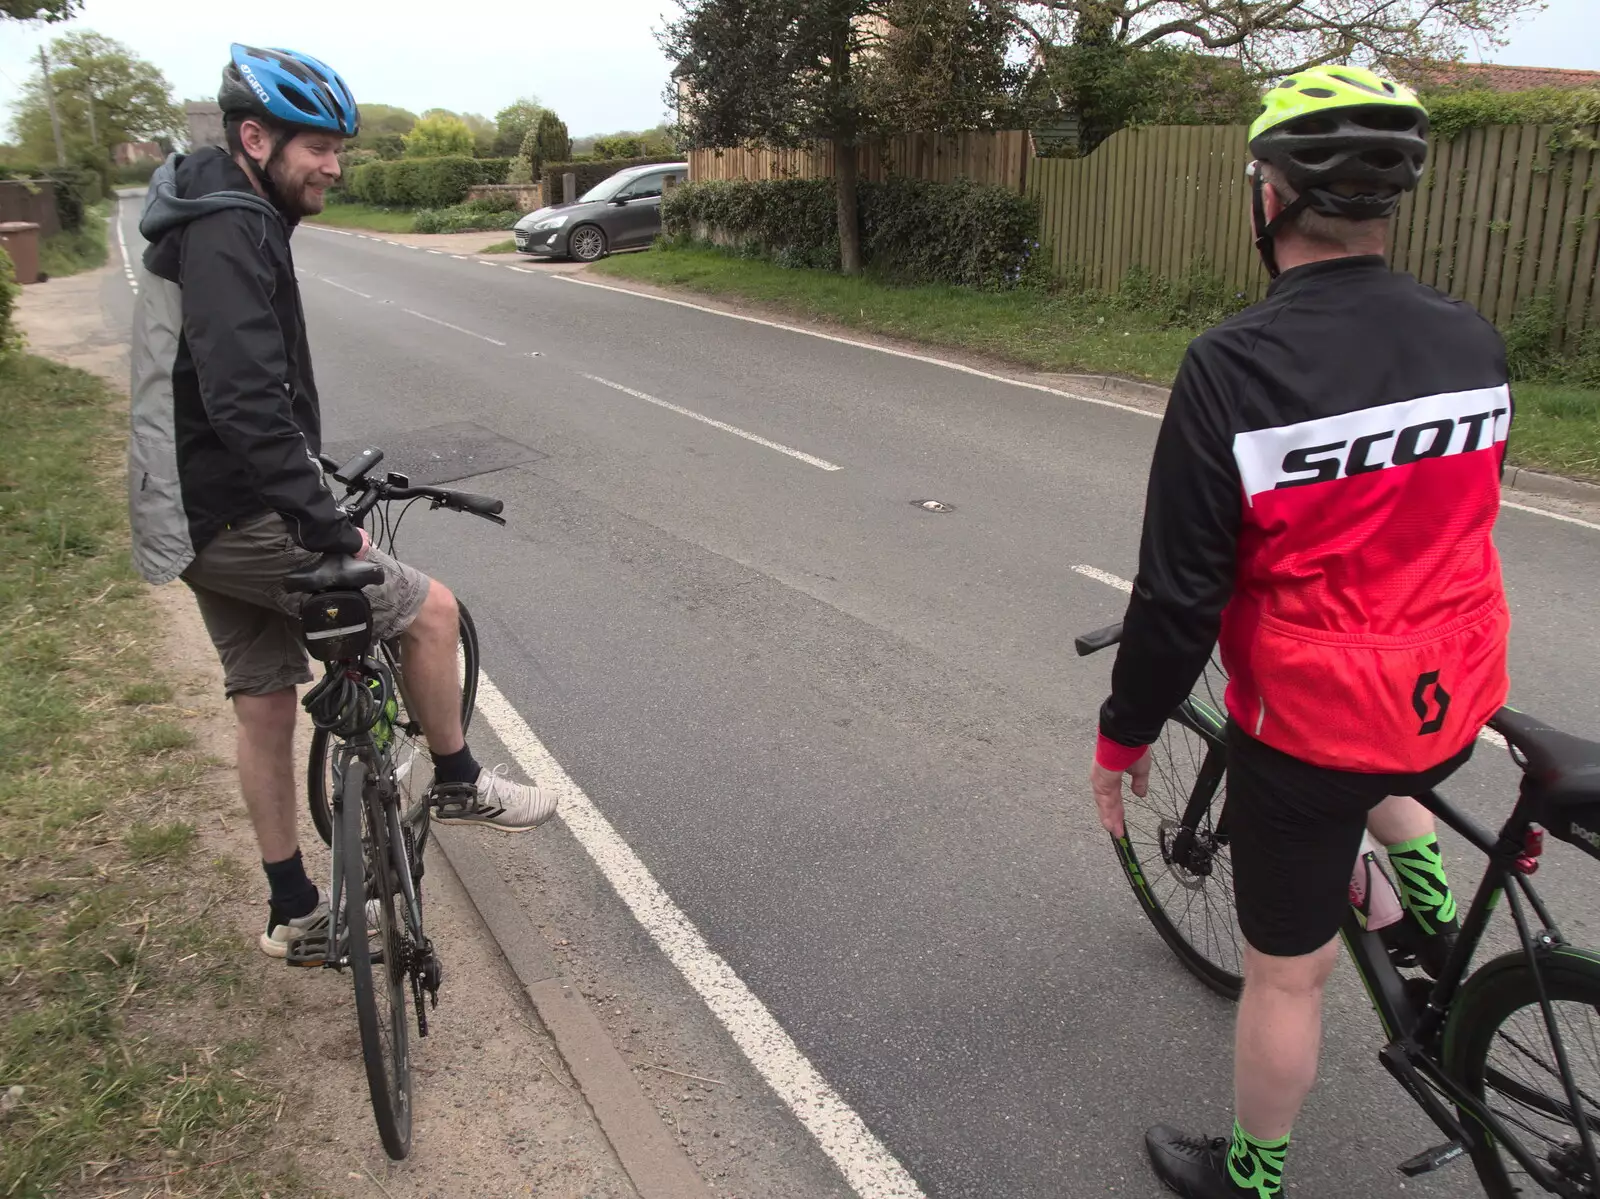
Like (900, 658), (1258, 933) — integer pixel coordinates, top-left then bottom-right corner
(279, 83), (321, 117)
(1352, 108), (1420, 132)
(1300, 87), (1337, 98)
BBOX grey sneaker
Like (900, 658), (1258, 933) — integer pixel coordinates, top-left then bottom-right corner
(261, 897), (382, 965)
(429, 764), (556, 832)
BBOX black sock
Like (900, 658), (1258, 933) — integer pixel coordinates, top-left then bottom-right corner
(263, 850), (318, 920)
(431, 743), (482, 787)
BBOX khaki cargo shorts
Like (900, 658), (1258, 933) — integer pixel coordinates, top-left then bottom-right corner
(181, 511), (430, 698)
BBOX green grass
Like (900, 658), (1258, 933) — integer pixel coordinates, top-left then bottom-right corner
(305, 200), (416, 234)
(38, 202), (110, 279)
(594, 244), (1600, 483)
(0, 353), (287, 1197)
(478, 238), (517, 254)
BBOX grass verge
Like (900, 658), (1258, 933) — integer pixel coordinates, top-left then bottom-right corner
(594, 245), (1600, 484)
(478, 239), (517, 254)
(38, 202), (110, 279)
(305, 201), (415, 234)
(0, 353), (288, 1197)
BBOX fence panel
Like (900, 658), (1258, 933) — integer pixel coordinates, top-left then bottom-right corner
(687, 130), (1029, 189)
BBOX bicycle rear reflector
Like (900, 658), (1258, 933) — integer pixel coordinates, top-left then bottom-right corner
(300, 591), (374, 662)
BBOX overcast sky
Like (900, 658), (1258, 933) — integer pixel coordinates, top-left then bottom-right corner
(1, 0), (1595, 140)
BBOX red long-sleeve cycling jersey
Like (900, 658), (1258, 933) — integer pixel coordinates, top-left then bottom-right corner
(1098, 254), (1511, 775)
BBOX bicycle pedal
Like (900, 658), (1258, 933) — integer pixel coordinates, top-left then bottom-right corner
(284, 934), (330, 968)
(1398, 1141), (1465, 1176)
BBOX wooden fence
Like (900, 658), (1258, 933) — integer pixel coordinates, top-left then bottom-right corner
(688, 130), (1031, 191)
(1029, 123), (1600, 343)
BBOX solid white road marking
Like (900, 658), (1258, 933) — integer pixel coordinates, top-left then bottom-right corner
(401, 307), (507, 346)
(1501, 499), (1600, 534)
(1070, 564), (1510, 748)
(113, 204), (138, 294)
(472, 673), (928, 1199)
(582, 374), (842, 471)
(557, 274), (1159, 420)
(320, 277), (372, 300)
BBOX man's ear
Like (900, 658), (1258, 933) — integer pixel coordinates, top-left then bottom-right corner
(238, 117), (278, 163)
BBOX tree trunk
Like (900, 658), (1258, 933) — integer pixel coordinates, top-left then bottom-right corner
(836, 138), (862, 276)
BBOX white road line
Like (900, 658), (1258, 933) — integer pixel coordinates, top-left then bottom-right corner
(582, 374), (842, 471)
(426, 249), (445, 255)
(1070, 563), (1509, 748)
(401, 307), (507, 346)
(1501, 499), (1600, 533)
(113, 204), (138, 294)
(319, 277), (372, 300)
(478, 260), (500, 267)
(507, 266), (538, 274)
(451, 254), (469, 260)
(556, 275), (1159, 420)
(473, 673), (927, 1199)
(1072, 564), (1132, 593)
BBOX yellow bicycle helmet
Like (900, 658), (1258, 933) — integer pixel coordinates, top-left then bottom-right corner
(1247, 65), (1429, 275)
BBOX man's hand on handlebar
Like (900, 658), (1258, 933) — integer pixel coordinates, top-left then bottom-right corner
(354, 526), (372, 561)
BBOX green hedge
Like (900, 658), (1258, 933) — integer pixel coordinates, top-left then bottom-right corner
(111, 161), (160, 185)
(0, 245), (20, 359)
(1426, 86), (1600, 140)
(662, 176), (1040, 289)
(539, 156), (682, 203)
(344, 156), (511, 208)
(412, 195), (521, 234)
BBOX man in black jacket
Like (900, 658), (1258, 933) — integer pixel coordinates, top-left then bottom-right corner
(129, 45), (553, 961)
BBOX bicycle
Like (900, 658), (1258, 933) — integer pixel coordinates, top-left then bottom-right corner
(1078, 620), (1600, 1197)
(283, 447), (505, 1160)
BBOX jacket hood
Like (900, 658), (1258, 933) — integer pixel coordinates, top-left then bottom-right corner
(139, 148), (280, 242)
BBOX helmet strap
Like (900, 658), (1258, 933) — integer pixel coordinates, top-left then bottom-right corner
(1251, 171), (1312, 279)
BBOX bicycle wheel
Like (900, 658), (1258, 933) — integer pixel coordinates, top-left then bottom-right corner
(310, 601), (480, 846)
(338, 756), (414, 1160)
(1445, 946), (1600, 1198)
(1114, 697), (1244, 1000)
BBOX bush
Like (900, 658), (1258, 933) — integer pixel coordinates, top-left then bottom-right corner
(1503, 295), (1600, 387)
(345, 156), (511, 208)
(540, 156), (681, 203)
(411, 196), (521, 233)
(111, 160), (160, 185)
(1426, 86), (1600, 141)
(0, 245), (21, 359)
(1113, 259), (1247, 328)
(662, 176), (1040, 289)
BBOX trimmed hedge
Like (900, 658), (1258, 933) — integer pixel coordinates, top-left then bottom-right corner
(1426, 86), (1600, 140)
(662, 176), (1040, 289)
(539, 155), (682, 203)
(0, 245), (20, 359)
(344, 156), (511, 208)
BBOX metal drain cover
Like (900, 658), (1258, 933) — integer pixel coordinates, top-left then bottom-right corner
(913, 499), (954, 513)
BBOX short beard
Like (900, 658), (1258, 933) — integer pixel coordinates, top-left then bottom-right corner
(266, 160), (321, 218)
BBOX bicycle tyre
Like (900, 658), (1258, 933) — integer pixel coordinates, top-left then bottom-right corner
(1113, 703), (1244, 1000)
(339, 757), (414, 1160)
(1444, 945), (1600, 1199)
(309, 601), (481, 846)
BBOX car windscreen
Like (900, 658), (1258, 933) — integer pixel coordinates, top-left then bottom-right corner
(578, 172), (637, 204)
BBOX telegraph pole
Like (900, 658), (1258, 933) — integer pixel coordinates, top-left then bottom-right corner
(38, 47), (67, 167)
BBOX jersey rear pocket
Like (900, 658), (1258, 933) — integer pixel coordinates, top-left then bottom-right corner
(1250, 595), (1509, 773)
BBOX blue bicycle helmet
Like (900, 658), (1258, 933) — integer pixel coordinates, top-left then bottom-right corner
(219, 43), (359, 137)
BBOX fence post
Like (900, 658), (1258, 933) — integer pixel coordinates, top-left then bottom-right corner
(563, 172), (576, 205)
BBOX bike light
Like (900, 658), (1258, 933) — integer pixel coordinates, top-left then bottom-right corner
(1515, 825), (1545, 875)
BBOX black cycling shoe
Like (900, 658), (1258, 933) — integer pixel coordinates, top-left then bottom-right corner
(1146, 1125), (1252, 1198)
(1384, 911), (1460, 980)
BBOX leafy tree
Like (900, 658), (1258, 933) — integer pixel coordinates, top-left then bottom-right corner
(493, 97), (545, 157)
(367, 132), (406, 160)
(1011, 0), (1545, 79)
(593, 133), (645, 158)
(403, 113), (474, 158)
(7, 32), (182, 165)
(664, 0), (1017, 274)
(358, 103), (418, 136)
(1, 0), (78, 18)
(533, 109), (570, 166)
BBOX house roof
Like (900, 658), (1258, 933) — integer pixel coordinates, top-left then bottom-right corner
(1411, 61), (1600, 93)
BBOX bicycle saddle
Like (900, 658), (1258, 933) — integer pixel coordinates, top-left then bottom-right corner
(1488, 708), (1600, 807)
(284, 554), (386, 595)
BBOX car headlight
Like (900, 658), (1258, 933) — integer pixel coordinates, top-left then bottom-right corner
(532, 214), (569, 232)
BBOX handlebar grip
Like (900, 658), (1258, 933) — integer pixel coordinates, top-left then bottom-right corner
(446, 490), (504, 516)
(1074, 621), (1124, 657)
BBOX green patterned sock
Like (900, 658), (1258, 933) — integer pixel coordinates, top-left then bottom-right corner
(1387, 832), (1459, 936)
(1227, 1121), (1287, 1198)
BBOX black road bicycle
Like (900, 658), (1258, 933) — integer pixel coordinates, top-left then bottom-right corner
(1078, 620), (1600, 1197)
(284, 447), (503, 1160)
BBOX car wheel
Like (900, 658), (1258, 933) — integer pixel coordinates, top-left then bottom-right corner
(568, 224), (607, 263)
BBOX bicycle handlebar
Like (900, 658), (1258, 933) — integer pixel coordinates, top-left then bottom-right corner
(1075, 622), (1124, 657)
(319, 452), (507, 526)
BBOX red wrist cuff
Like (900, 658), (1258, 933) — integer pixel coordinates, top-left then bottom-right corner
(1096, 733), (1147, 773)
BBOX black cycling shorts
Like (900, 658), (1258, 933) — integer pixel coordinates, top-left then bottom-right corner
(1226, 725), (1473, 958)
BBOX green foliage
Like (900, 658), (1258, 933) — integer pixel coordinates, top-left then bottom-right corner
(1503, 295), (1600, 388)
(367, 132), (406, 160)
(411, 194), (521, 233)
(38, 202), (108, 277)
(110, 159), (158, 184)
(493, 97), (545, 157)
(345, 156), (511, 207)
(402, 113), (475, 158)
(0, 246), (21, 360)
(356, 103), (418, 136)
(1425, 86), (1600, 142)
(540, 155), (682, 201)
(662, 176), (1039, 288)
(863, 0), (1024, 133)
(534, 110), (572, 169)
(592, 129), (677, 158)
(41, 165), (102, 231)
(1113, 260), (1247, 327)
(1, 0), (80, 16)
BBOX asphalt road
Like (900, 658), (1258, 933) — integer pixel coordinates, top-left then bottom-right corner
(110, 197), (1600, 1199)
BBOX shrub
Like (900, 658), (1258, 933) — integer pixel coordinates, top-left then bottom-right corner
(38, 167), (101, 232)
(540, 156), (681, 203)
(411, 196), (521, 233)
(345, 157), (511, 208)
(662, 176), (1040, 289)
(1426, 86), (1600, 141)
(1112, 259), (1247, 327)
(0, 245), (21, 359)
(1503, 295), (1600, 387)
(111, 160), (160, 185)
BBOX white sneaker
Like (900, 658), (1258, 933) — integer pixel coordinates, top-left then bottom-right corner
(429, 764), (556, 832)
(260, 897), (383, 963)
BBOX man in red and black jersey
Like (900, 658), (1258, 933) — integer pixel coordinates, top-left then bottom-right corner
(1089, 66), (1511, 1199)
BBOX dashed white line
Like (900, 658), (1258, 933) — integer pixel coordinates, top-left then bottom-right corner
(401, 307), (506, 346)
(507, 266), (538, 274)
(450, 254), (469, 260)
(426, 249), (445, 255)
(582, 374), (842, 471)
(478, 260), (500, 267)
(319, 277), (372, 300)
(472, 673), (927, 1199)
(1070, 563), (1509, 748)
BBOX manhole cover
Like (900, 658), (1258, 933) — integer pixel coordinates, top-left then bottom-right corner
(912, 499), (954, 513)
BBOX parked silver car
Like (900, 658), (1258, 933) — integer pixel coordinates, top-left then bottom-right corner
(514, 162), (688, 262)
